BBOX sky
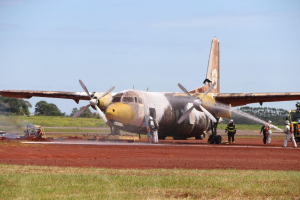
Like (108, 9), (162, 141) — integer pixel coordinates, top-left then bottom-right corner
(0, 0), (300, 115)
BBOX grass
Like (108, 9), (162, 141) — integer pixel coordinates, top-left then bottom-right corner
(0, 115), (286, 130)
(0, 115), (106, 127)
(0, 164), (299, 199)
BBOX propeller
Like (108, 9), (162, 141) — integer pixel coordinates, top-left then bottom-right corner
(178, 82), (217, 124)
(72, 79), (115, 125)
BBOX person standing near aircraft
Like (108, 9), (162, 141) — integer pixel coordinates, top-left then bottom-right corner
(283, 120), (297, 148)
(266, 120), (272, 144)
(260, 123), (268, 144)
(35, 128), (42, 138)
(149, 116), (159, 144)
(225, 119), (236, 144)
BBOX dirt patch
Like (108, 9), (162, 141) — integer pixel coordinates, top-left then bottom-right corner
(0, 134), (299, 170)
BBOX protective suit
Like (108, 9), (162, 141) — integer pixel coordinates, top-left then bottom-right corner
(265, 120), (272, 144)
(225, 119), (236, 144)
(283, 120), (297, 148)
(149, 116), (159, 144)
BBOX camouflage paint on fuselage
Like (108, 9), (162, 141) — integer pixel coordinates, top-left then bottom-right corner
(105, 90), (215, 138)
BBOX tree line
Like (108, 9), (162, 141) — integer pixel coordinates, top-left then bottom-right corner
(0, 96), (98, 118)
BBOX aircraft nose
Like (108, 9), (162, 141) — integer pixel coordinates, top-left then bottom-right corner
(105, 103), (135, 125)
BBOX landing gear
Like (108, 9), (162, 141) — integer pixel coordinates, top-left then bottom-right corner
(208, 117), (222, 144)
(208, 135), (222, 144)
(110, 125), (120, 135)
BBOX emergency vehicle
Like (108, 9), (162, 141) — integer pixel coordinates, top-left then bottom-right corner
(288, 102), (300, 143)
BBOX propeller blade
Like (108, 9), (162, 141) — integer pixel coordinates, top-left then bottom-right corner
(95, 105), (108, 124)
(178, 83), (193, 97)
(97, 86), (115, 100)
(72, 104), (90, 118)
(200, 105), (217, 123)
(200, 82), (216, 100)
(178, 106), (195, 124)
(79, 79), (91, 99)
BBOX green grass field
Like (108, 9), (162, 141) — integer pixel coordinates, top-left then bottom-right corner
(0, 115), (106, 128)
(0, 164), (298, 199)
(0, 115), (286, 130)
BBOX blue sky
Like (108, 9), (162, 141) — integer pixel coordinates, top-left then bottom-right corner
(0, 0), (300, 115)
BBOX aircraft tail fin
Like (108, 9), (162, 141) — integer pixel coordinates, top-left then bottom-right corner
(189, 37), (220, 94)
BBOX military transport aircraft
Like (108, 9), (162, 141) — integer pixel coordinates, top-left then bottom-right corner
(1, 37), (300, 144)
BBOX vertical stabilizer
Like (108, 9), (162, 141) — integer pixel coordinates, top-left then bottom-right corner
(190, 37), (220, 94)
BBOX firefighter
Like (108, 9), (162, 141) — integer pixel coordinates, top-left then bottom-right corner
(149, 116), (158, 144)
(153, 118), (159, 143)
(283, 120), (297, 148)
(266, 120), (272, 144)
(225, 119), (236, 144)
(37, 128), (42, 138)
(33, 128), (42, 139)
(260, 123), (268, 144)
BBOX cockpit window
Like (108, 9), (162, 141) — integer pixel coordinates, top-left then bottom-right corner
(112, 97), (121, 102)
(122, 97), (134, 103)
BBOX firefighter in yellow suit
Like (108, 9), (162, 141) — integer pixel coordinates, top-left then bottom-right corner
(225, 119), (236, 144)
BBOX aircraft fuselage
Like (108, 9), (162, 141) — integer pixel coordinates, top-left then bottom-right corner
(105, 90), (231, 138)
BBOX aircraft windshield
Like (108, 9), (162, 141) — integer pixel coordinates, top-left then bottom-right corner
(122, 97), (134, 103)
(112, 92), (143, 104)
(290, 112), (300, 122)
(112, 97), (121, 102)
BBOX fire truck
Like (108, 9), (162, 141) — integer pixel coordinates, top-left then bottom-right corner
(288, 102), (300, 143)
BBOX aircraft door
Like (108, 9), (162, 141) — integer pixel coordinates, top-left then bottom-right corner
(149, 108), (156, 119)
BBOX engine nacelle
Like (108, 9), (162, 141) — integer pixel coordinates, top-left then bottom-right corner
(93, 92), (113, 111)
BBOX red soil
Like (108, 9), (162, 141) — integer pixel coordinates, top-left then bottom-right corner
(1, 136), (299, 171)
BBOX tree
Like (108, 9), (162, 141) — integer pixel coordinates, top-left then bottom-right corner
(35, 101), (65, 116)
(0, 96), (32, 115)
(70, 107), (96, 118)
(70, 108), (79, 117)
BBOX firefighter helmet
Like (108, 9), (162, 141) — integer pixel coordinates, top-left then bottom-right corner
(285, 120), (290, 125)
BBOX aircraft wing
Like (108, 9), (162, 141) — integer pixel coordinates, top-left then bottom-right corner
(0, 90), (91, 104)
(215, 92), (300, 107)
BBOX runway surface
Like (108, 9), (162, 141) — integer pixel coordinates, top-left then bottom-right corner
(1, 136), (299, 171)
